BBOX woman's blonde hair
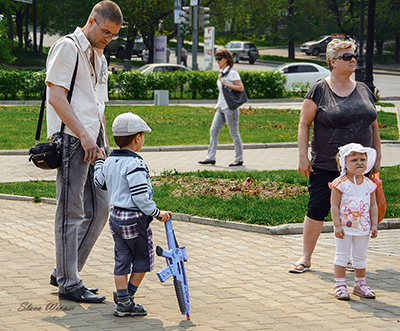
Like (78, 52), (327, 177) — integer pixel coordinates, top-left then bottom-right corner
(326, 38), (356, 71)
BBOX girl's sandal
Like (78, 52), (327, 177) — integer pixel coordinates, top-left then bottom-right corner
(353, 281), (376, 299)
(346, 261), (354, 272)
(334, 284), (350, 300)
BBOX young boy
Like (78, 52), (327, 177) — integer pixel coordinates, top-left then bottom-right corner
(94, 112), (172, 317)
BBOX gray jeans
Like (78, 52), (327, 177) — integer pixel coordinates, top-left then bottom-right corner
(206, 107), (243, 162)
(54, 133), (109, 294)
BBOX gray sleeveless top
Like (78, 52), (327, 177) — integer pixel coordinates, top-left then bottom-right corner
(305, 79), (377, 172)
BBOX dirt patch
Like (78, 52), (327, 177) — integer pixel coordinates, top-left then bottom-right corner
(151, 175), (307, 199)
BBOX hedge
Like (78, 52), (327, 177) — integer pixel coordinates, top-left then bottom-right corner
(0, 69), (286, 100)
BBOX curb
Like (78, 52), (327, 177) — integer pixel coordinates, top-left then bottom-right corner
(1, 193), (400, 235)
(0, 98), (303, 106)
(2, 97), (400, 105)
(2, 140), (400, 156)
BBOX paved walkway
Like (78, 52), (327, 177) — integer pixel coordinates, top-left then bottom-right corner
(1, 102), (400, 330)
(1, 199), (400, 331)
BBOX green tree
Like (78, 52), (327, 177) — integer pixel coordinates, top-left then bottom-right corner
(0, 12), (15, 65)
(374, 0), (396, 55)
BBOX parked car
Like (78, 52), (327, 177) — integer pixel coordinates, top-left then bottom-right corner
(300, 35), (357, 56)
(300, 35), (331, 56)
(223, 41), (259, 64)
(272, 62), (330, 90)
(136, 63), (191, 74)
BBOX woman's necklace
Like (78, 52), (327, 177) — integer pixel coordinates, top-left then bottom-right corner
(329, 77), (354, 95)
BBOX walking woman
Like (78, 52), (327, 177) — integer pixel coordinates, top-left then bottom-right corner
(199, 49), (244, 167)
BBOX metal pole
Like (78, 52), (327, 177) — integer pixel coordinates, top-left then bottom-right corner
(192, 5), (198, 70)
(355, 0), (365, 82)
(177, 24), (182, 64)
(364, 0), (376, 93)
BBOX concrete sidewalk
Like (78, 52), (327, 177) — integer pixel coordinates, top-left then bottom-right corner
(1, 199), (400, 331)
(1, 142), (400, 182)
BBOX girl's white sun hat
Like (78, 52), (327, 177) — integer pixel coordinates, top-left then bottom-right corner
(338, 143), (376, 176)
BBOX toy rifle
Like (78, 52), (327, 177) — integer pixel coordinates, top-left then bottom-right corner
(156, 219), (190, 320)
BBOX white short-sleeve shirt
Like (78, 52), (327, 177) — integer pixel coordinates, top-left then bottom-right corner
(216, 66), (241, 110)
(46, 27), (108, 141)
(330, 174), (377, 236)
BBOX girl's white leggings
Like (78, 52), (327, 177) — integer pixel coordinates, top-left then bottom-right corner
(334, 234), (370, 269)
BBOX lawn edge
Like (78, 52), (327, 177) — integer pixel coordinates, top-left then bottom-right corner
(1, 193), (399, 235)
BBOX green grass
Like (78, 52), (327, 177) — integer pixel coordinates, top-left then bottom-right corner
(1, 166), (399, 225)
(0, 105), (397, 150)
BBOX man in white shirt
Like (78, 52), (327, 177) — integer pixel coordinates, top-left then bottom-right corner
(46, 0), (122, 303)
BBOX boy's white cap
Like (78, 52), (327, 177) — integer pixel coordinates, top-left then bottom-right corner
(112, 112), (151, 136)
(338, 143), (376, 176)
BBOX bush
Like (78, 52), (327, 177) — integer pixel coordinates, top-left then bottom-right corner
(114, 71), (147, 99)
(0, 68), (287, 100)
(114, 70), (286, 100)
(0, 69), (45, 100)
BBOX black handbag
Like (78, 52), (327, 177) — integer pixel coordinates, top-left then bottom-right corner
(220, 69), (248, 110)
(29, 44), (78, 170)
(222, 85), (248, 110)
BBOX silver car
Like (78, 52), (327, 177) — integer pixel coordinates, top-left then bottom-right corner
(224, 41), (259, 64)
(300, 35), (331, 56)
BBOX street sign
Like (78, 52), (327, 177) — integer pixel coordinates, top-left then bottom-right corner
(203, 27), (214, 71)
(174, 10), (186, 24)
(190, 0), (198, 5)
(174, 0), (181, 9)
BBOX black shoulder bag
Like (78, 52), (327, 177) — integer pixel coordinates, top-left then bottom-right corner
(221, 68), (248, 110)
(29, 41), (79, 170)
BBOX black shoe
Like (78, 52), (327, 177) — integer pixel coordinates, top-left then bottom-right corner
(114, 298), (147, 317)
(198, 159), (216, 165)
(229, 161), (243, 167)
(50, 274), (98, 294)
(59, 286), (105, 303)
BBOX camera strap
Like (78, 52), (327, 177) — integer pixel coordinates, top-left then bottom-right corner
(35, 36), (79, 141)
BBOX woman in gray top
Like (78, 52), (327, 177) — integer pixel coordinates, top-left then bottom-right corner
(288, 38), (382, 273)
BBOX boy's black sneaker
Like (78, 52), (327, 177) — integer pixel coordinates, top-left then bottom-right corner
(113, 290), (134, 304)
(114, 298), (147, 317)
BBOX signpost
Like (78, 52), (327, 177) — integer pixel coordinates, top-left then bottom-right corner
(203, 27), (214, 71)
(175, 0), (183, 65)
(154, 36), (167, 63)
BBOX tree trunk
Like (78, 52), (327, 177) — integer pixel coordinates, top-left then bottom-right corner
(24, 4), (29, 50)
(395, 36), (400, 62)
(16, 9), (24, 49)
(33, 0), (37, 52)
(6, 8), (13, 41)
(287, 0), (295, 59)
(376, 40), (383, 55)
(39, 8), (45, 53)
(125, 28), (138, 60)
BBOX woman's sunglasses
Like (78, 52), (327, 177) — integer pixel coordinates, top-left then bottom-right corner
(215, 57), (224, 61)
(337, 53), (358, 61)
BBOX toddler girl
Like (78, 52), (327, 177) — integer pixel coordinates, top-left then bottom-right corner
(329, 143), (378, 300)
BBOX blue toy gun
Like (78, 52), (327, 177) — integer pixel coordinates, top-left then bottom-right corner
(156, 219), (190, 320)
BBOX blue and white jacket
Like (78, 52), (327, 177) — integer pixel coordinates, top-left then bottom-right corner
(94, 149), (160, 217)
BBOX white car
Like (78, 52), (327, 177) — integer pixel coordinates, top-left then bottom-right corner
(272, 62), (330, 90)
(136, 63), (191, 74)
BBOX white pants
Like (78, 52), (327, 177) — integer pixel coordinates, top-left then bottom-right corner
(334, 234), (370, 269)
